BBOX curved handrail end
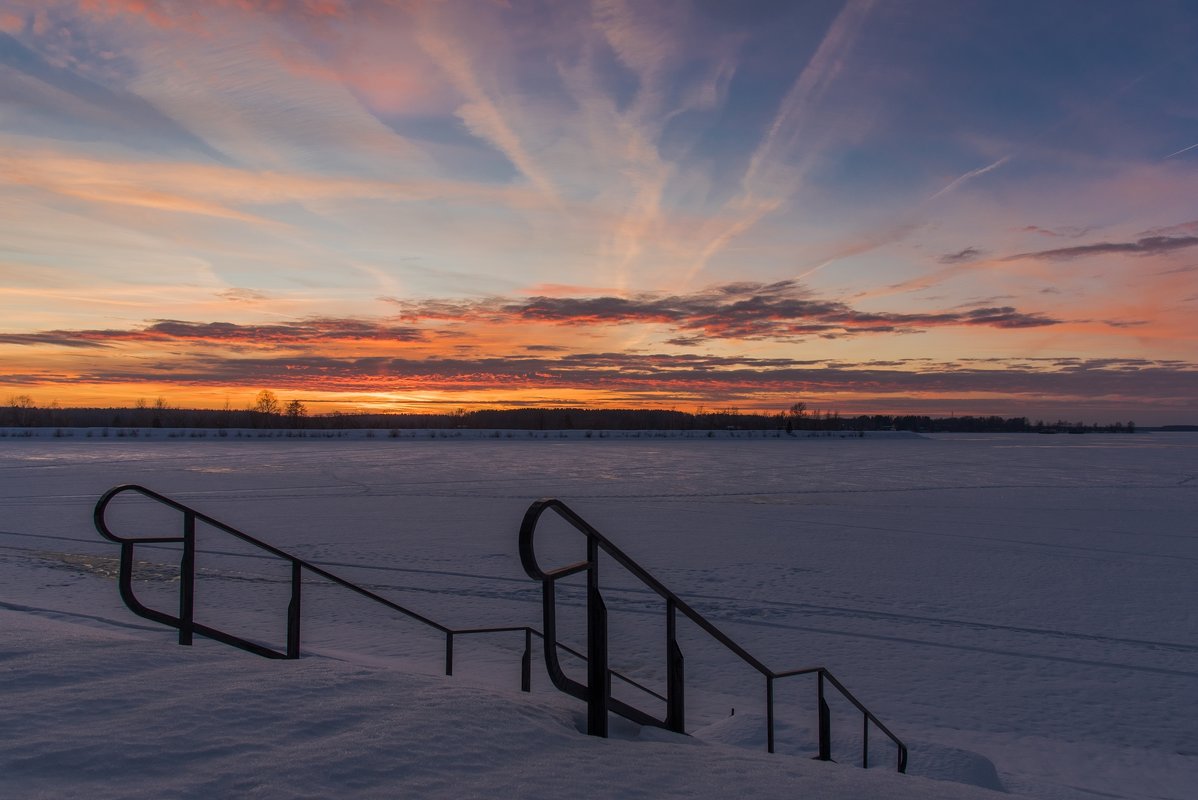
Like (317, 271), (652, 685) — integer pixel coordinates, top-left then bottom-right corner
(95, 484), (183, 544)
(518, 498), (563, 580)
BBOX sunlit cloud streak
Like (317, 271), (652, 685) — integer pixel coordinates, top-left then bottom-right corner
(387, 281), (1060, 339)
(0, 150), (542, 216)
(0, 30), (228, 162)
(413, 6), (559, 203)
(1164, 142), (1198, 159)
(685, 0), (876, 282)
(927, 156), (1010, 202)
(4, 350), (1194, 411)
(2, 283), (1060, 356)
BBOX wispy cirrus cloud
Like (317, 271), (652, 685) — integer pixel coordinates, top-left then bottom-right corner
(685, 0), (876, 281)
(0, 29), (228, 162)
(0, 149), (542, 226)
(3, 0), (353, 30)
(1164, 141), (1198, 159)
(414, 5), (559, 203)
(535, 1), (744, 289)
(739, 0), (874, 196)
(927, 155), (1010, 202)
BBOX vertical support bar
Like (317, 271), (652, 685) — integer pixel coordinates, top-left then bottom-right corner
(179, 511), (196, 646)
(117, 542), (137, 612)
(862, 714), (869, 769)
(817, 670), (831, 761)
(665, 598), (685, 733)
(766, 675), (775, 754)
(521, 628), (532, 692)
(286, 560), (302, 659)
(586, 539), (609, 738)
(445, 632), (454, 676)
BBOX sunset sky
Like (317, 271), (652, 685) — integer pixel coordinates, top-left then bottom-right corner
(1, 0), (1196, 422)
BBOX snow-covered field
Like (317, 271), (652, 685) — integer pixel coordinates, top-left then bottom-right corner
(2, 431), (1195, 799)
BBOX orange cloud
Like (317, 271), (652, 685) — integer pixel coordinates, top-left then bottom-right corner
(0, 11), (24, 32)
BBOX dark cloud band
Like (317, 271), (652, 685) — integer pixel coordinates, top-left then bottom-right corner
(388, 281), (1060, 339)
(1007, 235), (1198, 261)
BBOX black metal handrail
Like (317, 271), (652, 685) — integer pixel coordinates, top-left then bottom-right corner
(93, 485), (668, 703)
(519, 498), (907, 772)
(94, 485), (905, 773)
(94, 485), (525, 683)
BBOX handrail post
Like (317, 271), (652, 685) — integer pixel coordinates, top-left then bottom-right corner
(118, 542), (137, 613)
(862, 714), (869, 768)
(665, 597), (685, 733)
(179, 511), (196, 646)
(521, 628), (532, 692)
(817, 670), (831, 761)
(286, 560), (302, 659)
(586, 539), (609, 737)
(766, 675), (775, 753)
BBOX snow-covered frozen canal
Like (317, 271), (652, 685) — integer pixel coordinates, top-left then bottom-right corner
(2, 431), (1195, 799)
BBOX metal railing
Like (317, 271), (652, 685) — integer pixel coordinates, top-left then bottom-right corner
(519, 498), (907, 772)
(92, 485), (664, 699)
(95, 485), (542, 682)
(93, 485), (906, 772)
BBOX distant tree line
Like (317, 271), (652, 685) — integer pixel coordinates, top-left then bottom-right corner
(2, 393), (1143, 433)
(0, 391), (310, 430)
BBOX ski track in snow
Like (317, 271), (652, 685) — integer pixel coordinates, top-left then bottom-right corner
(12, 541), (1195, 669)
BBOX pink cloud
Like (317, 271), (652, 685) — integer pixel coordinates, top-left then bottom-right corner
(73, 0), (352, 27)
(0, 10), (24, 32)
